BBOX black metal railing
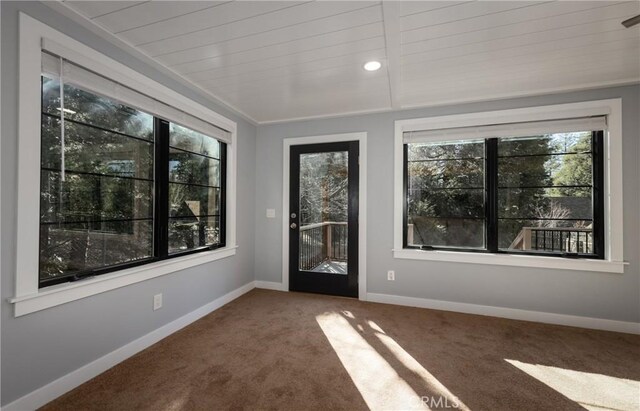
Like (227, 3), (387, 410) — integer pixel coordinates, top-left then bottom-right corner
(299, 223), (324, 271)
(407, 223), (593, 254)
(529, 227), (593, 254)
(299, 222), (347, 271)
(330, 223), (348, 262)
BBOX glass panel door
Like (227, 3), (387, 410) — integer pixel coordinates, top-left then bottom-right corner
(298, 151), (349, 274)
(289, 142), (359, 298)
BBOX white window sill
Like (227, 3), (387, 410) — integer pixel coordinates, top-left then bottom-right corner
(392, 249), (626, 273)
(9, 246), (237, 317)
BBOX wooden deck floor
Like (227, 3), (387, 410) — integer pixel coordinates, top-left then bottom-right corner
(310, 260), (347, 274)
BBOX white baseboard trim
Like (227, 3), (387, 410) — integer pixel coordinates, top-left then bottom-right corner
(3, 281), (256, 411)
(366, 292), (640, 335)
(254, 281), (287, 291)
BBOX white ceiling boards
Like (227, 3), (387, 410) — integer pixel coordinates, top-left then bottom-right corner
(61, 1), (640, 123)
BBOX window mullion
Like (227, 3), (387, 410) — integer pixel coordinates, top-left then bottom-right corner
(154, 118), (170, 259)
(592, 131), (605, 259)
(485, 138), (499, 252)
(219, 142), (228, 247)
(402, 144), (409, 248)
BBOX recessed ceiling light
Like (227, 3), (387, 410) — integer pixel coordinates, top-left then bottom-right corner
(363, 61), (381, 71)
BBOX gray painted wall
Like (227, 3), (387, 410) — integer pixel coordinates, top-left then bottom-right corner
(255, 85), (640, 324)
(1, 2), (256, 405)
(2, 0), (639, 407)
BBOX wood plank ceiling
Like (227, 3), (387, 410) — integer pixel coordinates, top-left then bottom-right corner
(62, 1), (640, 123)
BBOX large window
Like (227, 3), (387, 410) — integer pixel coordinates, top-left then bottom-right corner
(38, 70), (227, 287)
(404, 125), (605, 259)
(496, 132), (602, 256)
(13, 16), (238, 316)
(168, 123), (225, 254)
(406, 139), (486, 249)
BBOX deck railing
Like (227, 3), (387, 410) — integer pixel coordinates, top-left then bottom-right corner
(407, 224), (593, 254)
(516, 227), (593, 254)
(299, 222), (347, 270)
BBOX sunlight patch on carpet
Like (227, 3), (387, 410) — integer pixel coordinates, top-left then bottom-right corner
(506, 359), (640, 411)
(317, 312), (428, 410)
(370, 321), (470, 411)
(317, 312), (469, 410)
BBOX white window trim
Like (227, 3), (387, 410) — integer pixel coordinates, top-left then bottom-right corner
(10, 13), (238, 316)
(393, 99), (626, 273)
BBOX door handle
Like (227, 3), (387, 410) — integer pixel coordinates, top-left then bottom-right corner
(290, 223), (297, 229)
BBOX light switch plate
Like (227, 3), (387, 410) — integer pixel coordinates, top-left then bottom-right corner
(266, 209), (276, 218)
(153, 293), (163, 311)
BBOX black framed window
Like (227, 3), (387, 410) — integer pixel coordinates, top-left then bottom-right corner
(167, 123), (225, 255)
(39, 76), (227, 288)
(405, 139), (486, 249)
(404, 131), (604, 259)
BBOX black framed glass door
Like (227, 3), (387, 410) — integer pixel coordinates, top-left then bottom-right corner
(289, 141), (359, 298)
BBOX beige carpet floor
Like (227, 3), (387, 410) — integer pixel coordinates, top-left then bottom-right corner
(42, 289), (640, 410)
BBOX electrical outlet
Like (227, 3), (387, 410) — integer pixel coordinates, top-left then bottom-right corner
(387, 270), (395, 281)
(266, 208), (276, 218)
(153, 293), (163, 311)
